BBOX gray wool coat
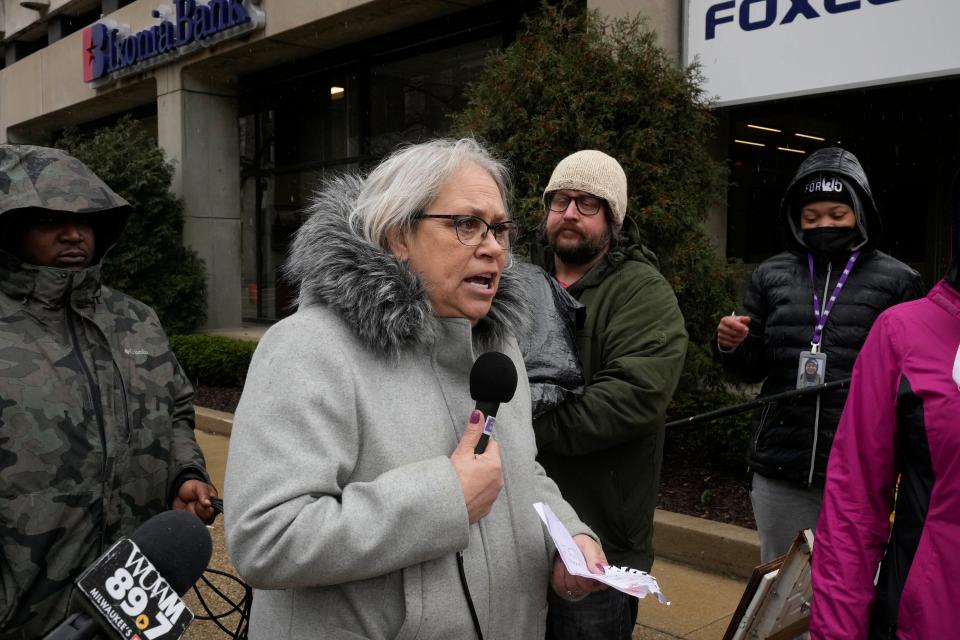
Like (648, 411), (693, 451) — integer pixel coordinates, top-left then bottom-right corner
(224, 176), (593, 640)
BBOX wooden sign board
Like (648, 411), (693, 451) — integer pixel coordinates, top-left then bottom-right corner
(723, 529), (814, 640)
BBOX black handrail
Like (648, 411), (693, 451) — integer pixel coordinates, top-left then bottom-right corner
(665, 378), (852, 429)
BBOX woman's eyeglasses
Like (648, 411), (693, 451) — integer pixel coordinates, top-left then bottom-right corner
(547, 192), (604, 216)
(416, 214), (519, 248)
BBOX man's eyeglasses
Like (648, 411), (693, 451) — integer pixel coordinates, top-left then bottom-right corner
(547, 192), (604, 216)
(416, 214), (519, 248)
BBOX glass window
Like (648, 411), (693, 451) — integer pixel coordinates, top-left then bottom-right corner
(369, 37), (500, 156)
(239, 69), (363, 321)
(241, 157), (359, 321)
(270, 71), (361, 168)
(239, 35), (503, 322)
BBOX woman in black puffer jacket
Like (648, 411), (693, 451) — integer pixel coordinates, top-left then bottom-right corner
(715, 147), (924, 562)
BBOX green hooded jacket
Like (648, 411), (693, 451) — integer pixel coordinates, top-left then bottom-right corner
(532, 217), (687, 571)
(0, 145), (209, 638)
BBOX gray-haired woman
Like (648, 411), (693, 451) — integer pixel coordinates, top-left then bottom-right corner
(224, 138), (606, 639)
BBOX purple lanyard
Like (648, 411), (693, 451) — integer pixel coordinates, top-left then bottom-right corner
(807, 251), (860, 352)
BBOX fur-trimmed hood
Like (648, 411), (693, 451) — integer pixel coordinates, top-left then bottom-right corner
(284, 175), (528, 356)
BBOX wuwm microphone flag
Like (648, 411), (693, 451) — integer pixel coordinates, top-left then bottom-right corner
(44, 510), (212, 640)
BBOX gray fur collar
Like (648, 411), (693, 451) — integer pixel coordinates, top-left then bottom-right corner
(284, 175), (528, 357)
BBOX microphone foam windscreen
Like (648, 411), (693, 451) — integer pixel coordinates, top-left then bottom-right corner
(129, 510), (213, 595)
(470, 351), (518, 403)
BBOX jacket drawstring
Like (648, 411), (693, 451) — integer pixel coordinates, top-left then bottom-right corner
(808, 261), (832, 486)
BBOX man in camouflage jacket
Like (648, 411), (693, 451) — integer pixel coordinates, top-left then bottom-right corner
(0, 145), (217, 639)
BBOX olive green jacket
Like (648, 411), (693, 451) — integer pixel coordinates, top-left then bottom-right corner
(532, 218), (687, 571)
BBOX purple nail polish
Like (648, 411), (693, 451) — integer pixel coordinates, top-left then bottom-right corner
(470, 410), (482, 424)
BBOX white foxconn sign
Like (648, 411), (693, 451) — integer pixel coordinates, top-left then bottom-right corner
(684, 0), (960, 106)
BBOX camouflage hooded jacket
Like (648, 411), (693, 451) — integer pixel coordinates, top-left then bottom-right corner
(0, 145), (209, 638)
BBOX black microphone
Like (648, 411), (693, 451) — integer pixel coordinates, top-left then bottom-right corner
(43, 510), (212, 640)
(471, 351), (518, 454)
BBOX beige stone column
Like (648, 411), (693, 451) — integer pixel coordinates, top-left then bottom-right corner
(156, 65), (242, 329)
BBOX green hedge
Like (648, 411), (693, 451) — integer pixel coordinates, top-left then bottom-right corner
(169, 335), (257, 388)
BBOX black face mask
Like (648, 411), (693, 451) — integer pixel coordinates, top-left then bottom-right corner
(801, 227), (859, 257)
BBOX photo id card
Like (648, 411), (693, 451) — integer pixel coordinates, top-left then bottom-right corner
(797, 351), (827, 389)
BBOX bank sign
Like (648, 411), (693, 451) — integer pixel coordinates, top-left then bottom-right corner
(684, 0), (960, 106)
(83, 0), (265, 87)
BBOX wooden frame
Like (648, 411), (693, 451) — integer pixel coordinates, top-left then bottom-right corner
(723, 529), (814, 640)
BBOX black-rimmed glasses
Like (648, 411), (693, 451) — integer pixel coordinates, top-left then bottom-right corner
(416, 214), (519, 248)
(547, 192), (604, 216)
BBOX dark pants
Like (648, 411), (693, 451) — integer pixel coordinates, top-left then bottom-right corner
(545, 588), (639, 640)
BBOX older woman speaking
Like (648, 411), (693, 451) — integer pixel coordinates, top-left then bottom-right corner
(224, 138), (606, 639)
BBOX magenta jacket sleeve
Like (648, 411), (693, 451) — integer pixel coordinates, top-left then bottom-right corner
(810, 311), (903, 639)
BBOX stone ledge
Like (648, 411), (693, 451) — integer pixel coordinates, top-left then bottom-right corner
(653, 508), (760, 579)
(203, 325), (267, 342)
(195, 406), (234, 437)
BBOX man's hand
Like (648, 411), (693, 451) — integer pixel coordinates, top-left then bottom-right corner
(173, 479), (219, 524)
(717, 314), (751, 350)
(451, 410), (504, 524)
(551, 534), (609, 601)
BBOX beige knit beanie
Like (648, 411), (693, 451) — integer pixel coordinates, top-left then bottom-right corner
(543, 150), (628, 228)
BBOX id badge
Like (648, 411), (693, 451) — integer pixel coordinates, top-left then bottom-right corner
(797, 351), (827, 389)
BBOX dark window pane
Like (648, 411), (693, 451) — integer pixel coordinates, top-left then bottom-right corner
(369, 37), (499, 156)
(239, 33), (504, 322)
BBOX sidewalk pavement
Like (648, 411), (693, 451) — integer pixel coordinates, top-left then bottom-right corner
(632, 560), (746, 639)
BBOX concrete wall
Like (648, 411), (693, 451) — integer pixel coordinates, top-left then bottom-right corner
(3, 0), (47, 40)
(157, 70), (243, 329)
(2, 0), (98, 40)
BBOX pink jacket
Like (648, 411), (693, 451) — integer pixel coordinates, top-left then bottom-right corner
(811, 280), (960, 639)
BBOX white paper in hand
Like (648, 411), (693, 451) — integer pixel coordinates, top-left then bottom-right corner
(534, 502), (670, 604)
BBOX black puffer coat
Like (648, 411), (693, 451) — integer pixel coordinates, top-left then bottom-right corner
(717, 148), (924, 488)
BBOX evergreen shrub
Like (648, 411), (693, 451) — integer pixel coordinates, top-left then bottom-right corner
(664, 389), (752, 474)
(57, 116), (207, 335)
(169, 334), (257, 388)
(454, 3), (750, 468)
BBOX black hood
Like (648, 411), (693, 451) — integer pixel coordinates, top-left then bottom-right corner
(781, 147), (880, 252)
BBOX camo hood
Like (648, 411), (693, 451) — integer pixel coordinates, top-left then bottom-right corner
(0, 144), (130, 264)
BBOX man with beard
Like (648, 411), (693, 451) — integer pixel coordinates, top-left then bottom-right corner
(529, 150), (687, 640)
